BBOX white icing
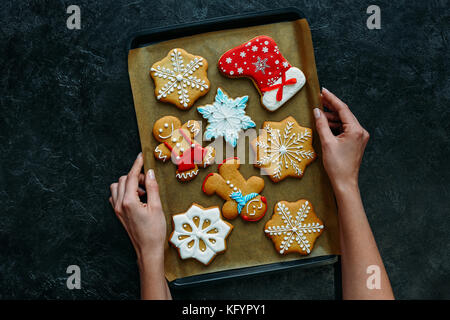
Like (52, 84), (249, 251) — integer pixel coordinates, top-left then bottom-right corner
(255, 121), (314, 180)
(155, 146), (168, 161)
(158, 123), (174, 139)
(202, 148), (214, 168)
(261, 67), (306, 111)
(245, 198), (263, 216)
(176, 169), (199, 180)
(265, 201), (323, 254)
(170, 204), (232, 265)
(150, 49), (209, 108)
(252, 56), (269, 74)
(186, 120), (200, 137)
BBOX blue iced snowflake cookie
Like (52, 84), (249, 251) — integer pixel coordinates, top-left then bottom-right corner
(197, 88), (256, 147)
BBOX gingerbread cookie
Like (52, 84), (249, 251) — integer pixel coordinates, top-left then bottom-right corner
(251, 116), (316, 182)
(150, 48), (210, 110)
(169, 203), (233, 265)
(202, 157), (267, 221)
(218, 35), (306, 112)
(265, 200), (324, 255)
(197, 87), (255, 147)
(153, 116), (215, 182)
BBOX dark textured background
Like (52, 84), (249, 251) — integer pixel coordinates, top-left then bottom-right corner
(1, 0), (449, 299)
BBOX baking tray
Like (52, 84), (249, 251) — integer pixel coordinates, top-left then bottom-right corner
(128, 7), (338, 288)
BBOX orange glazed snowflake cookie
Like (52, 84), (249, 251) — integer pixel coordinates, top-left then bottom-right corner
(251, 116), (316, 182)
(265, 200), (324, 255)
(150, 48), (210, 110)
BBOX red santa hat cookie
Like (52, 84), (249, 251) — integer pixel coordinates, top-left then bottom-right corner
(218, 36), (306, 112)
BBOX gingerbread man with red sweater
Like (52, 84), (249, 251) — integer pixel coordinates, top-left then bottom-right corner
(153, 116), (215, 182)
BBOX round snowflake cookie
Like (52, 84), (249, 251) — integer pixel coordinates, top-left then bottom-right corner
(150, 48), (210, 110)
(169, 203), (233, 265)
(218, 35), (306, 112)
(251, 116), (316, 182)
(265, 200), (324, 255)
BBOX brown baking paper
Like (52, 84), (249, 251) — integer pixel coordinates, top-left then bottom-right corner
(128, 19), (340, 282)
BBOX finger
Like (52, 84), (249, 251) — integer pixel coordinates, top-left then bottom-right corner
(325, 111), (340, 123)
(137, 187), (146, 197)
(117, 175), (127, 212)
(328, 121), (342, 129)
(313, 108), (334, 143)
(110, 183), (118, 205)
(321, 88), (358, 125)
(145, 169), (163, 210)
(138, 173), (145, 186)
(124, 153), (144, 207)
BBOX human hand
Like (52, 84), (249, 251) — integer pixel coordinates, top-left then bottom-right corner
(313, 88), (370, 194)
(109, 153), (166, 262)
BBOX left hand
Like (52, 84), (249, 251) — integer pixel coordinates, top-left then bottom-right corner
(109, 153), (167, 261)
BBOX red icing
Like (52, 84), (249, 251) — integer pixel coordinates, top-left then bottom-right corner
(218, 157), (239, 169)
(260, 71), (297, 101)
(218, 36), (292, 90)
(166, 129), (208, 173)
(202, 173), (214, 193)
(241, 200), (267, 222)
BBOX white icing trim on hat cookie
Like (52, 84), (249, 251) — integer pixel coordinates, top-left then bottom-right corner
(170, 204), (232, 265)
(261, 67), (306, 111)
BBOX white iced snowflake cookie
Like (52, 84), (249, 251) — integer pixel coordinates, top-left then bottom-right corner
(265, 200), (324, 255)
(169, 203), (233, 265)
(197, 87), (256, 147)
(218, 35), (306, 112)
(150, 48), (210, 110)
(251, 116), (316, 182)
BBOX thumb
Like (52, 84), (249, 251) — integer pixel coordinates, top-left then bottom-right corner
(313, 108), (334, 144)
(146, 169), (163, 210)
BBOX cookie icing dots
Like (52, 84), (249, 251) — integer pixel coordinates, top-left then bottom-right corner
(150, 48), (210, 110)
(170, 203), (233, 265)
(251, 116), (316, 182)
(218, 35), (306, 111)
(265, 200), (324, 255)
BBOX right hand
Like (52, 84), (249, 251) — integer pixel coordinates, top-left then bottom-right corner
(313, 88), (370, 193)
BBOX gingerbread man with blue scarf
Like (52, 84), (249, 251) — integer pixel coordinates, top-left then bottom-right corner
(202, 157), (267, 221)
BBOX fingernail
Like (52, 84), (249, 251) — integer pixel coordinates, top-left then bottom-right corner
(147, 169), (155, 179)
(313, 108), (321, 119)
(322, 87), (328, 93)
(137, 152), (142, 159)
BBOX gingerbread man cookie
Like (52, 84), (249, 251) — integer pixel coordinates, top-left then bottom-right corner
(218, 36), (306, 112)
(170, 203), (233, 265)
(265, 200), (324, 255)
(251, 116), (316, 182)
(150, 48), (210, 110)
(202, 157), (267, 221)
(153, 116), (215, 182)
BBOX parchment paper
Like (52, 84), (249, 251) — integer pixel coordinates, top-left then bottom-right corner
(128, 19), (340, 282)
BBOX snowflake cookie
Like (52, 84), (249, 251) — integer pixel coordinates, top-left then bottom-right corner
(218, 35), (306, 112)
(169, 203), (233, 265)
(197, 87), (256, 148)
(251, 116), (316, 182)
(202, 157), (267, 221)
(150, 48), (210, 110)
(153, 116), (215, 182)
(265, 200), (324, 255)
